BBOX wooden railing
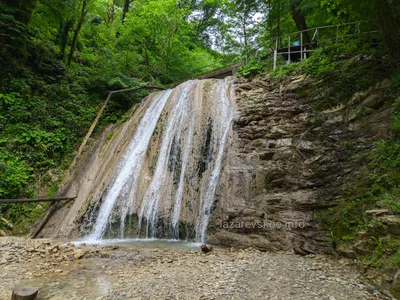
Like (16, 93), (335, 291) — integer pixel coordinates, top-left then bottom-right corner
(273, 21), (379, 69)
(0, 196), (77, 204)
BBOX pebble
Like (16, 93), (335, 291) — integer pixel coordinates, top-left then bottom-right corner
(0, 237), (377, 300)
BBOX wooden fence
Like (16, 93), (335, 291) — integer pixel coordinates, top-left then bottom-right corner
(273, 21), (379, 69)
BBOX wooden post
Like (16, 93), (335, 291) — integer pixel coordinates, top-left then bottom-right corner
(336, 25), (339, 43)
(11, 287), (39, 300)
(300, 31), (303, 62)
(273, 38), (278, 70)
(288, 35), (291, 64)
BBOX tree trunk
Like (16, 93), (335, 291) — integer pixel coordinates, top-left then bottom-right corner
(67, 0), (88, 66)
(290, 0), (310, 46)
(376, 0), (400, 68)
(11, 287), (38, 300)
(122, 0), (130, 22)
(242, 15), (248, 47)
(59, 19), (74, 61)
(277, 1), (281, 46)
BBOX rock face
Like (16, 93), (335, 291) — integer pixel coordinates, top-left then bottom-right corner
(207, 75), (393, 253)
(34, 73), (394, 254)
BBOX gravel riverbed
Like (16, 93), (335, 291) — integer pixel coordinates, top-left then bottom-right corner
(0, 237), (389, 299)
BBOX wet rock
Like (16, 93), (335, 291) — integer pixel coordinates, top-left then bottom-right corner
(73, 249), (86, 260)
(201, 244), (213, 253)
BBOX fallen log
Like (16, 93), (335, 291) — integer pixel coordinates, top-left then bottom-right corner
(0, 197), (76, 204)
(11, 287), (38, 300)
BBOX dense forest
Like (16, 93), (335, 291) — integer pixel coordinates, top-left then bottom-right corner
(0, 0), (400, 231)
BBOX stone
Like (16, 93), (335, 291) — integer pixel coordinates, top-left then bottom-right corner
(378, 215), (400, 235)
(200, 244), (213, 253)
(367, 285), (378, 294)
(73, 249), (86, 260)
(361, 92), (388, 109)
(365, 209), (390, 216)
(335, 244), (356, 259)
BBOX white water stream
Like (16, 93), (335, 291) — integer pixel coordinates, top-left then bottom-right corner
(86, 79), (233, 243)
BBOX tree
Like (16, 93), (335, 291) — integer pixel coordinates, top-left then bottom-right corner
(290, 0), (310, 45)
(122, 0), (134, 22)
(68, 0), (89, 66)
(375, 0), (400, 68)
(221, 0), (261, 54)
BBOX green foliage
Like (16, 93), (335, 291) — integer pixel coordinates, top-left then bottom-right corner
(320, 96), (400, 273)
(0, 151), (33, 198)
(0, 0), (234, 234)
(236, 60), (265, 77)
(395, 249), (400, 266)
(303, 49), (338, 77)
(270, 62), (302, 80)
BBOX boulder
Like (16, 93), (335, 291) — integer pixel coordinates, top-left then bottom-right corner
(200, 244), (213, 253)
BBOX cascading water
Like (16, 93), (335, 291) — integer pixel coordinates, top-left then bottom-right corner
(84, 79), (234, 243)
(137, 81), (197, 238)
(87, 89), (173, 241)
(195, 81), (233, 242)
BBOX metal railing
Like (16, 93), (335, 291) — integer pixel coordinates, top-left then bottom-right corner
(273, 21), (379, 70)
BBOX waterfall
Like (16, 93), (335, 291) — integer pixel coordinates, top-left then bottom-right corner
(195, 81), (234, 242)
(87, 89), (173, 241)
(84, 79), (234, 242)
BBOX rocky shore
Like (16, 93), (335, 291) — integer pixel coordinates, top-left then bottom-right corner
(0, 237), (391, 299)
